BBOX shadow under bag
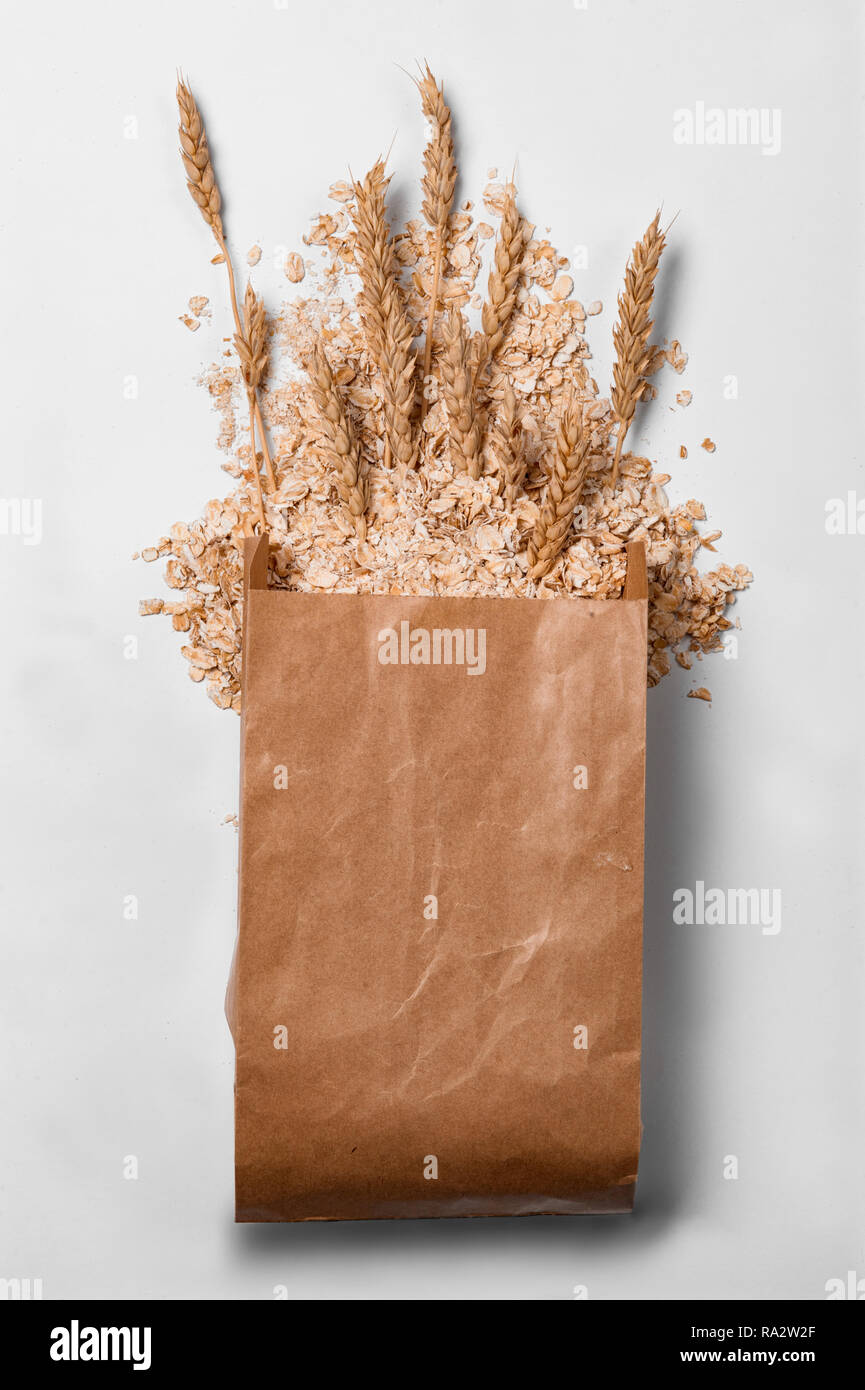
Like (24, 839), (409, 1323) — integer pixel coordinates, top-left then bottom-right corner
(227, 534), (648, 1220)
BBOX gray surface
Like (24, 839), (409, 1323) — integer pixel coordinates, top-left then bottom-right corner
(0, 0), (862, 1299)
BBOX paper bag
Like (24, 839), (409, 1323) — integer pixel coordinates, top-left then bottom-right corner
(227, 534), (648, 1221)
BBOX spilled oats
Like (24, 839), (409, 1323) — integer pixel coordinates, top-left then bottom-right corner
(139, 70), (752, 712)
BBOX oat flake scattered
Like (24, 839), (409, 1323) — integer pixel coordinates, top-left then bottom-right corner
(482, 182), (508, 215)
(668, 340), (688, 373)
(141, 161), (751, 713)
(285, 252), (305, 283)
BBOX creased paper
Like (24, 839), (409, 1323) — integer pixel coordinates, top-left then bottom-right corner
(228, 536), (648, 1221)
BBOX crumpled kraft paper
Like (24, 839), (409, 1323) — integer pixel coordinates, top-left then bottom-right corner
(227, 535), (647, 1220)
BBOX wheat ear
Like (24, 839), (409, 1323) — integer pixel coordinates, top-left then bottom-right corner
(234, 283), (268, 395)
(351, 161), (389, 360)
(477, 181), (525, 376)
(490, 385), (525, 506)
(415, 64), (456, 416)
(351, 161), (416, 479)
(176, 76), (223, 236)
(307, 342), (370, 540)
(233, 285), (268, 528)
(440, 306), (482, 479)
(610, 210), (666, 486)
(176, 77), (276, 494)
(527, 395), (591, 580)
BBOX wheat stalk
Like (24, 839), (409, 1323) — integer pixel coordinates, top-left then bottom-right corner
(233, 285), (268, 528)
(242, 397), (266, 530)
(477, 181), (525, 376)
(527, 394), (590, 580)
(307, 341), (370, 540)
(350, 160), (416, 479)
(415, 64), (456, 416)
(176, 77), (276, 495)
(490, 386), (525, 506)
(440, 306), (482, 479)
(610, 210), (666, 486)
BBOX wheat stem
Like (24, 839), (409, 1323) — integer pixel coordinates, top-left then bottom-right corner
(245, 393), (266, 529)
(215, 229), (276, 492)
(177, 77), (276, 497)
(231, 283), (273, 512)
(215, 229), (241, 327)
(253, 401), (276, 491)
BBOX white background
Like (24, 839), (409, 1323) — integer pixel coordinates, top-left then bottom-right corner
(1, 0), (863, 1300)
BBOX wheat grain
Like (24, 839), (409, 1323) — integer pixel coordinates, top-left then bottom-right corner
(234, 285), (267, 528)
(307, 341), (370, 539)
(478, 181), (525, 373)
(440, 306), (482, 479)
(176, 76), (223, 237)
(233, 282), (277, 494)
(415, 64), (457, 415)
(176, 77), (277, 494)
(350, 161), (389, 359)
(489, 385), (525, 506)
(234, 284), (268, 393)
(351, 161), (416, 477)
(527, 395), (590, 580)
(610, 211), (666, 486)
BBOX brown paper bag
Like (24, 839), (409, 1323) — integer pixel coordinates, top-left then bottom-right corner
(226, 534), (647, 1221)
